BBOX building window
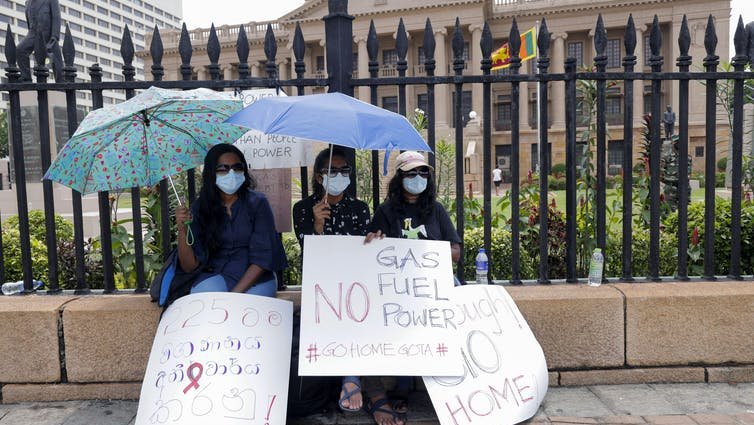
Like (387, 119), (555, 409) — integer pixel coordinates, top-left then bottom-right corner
(84, 14), (95, 23)
(352, 52), (358, 72)
(382, 96), (398, 113)
(418, 46), (426, 64)
(315, 55), (324, 72)
(85, 40), (96, 49)
(84, 27), (96, 36)
(382, 49), (397, 66)
(69, 9), (81, 17)
(0, 14), (13, 24)
(98, 19), (109, 28)
(606, 97), (622, 125)
(695, 146), (704, 157)
(417, 93), (428, 114)
(111, 12), (121, 20)
(14, 2), (24, 11)
(83, 0), (95, 9)
(608, 140), (624, 173)
(606, 39), (621, 69)
(530, 143), (552, 172)
(97, 5), (108, 14)
(644, 36), (651, 65)
(451, 90), (473, 128)
(495, 94), (511, 131)
(567, 41), (583, 67)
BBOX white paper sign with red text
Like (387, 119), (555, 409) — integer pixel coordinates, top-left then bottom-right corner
(135, 292), (293, 425)
(424, 285), (548, 425)
(299, 235), (463, 376)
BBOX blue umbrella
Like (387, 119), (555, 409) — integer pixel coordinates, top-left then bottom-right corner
(224, 92), (432, 175)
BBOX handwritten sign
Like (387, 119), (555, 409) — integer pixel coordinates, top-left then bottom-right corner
(234, 89), (315, 169)
(135, 293), (293, 425)
(424, 285), (548, 425)
(299, 235), (463, 376)
(252, 168), (292, 233)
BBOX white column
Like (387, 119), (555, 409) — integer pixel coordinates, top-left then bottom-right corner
(551, 32), (567, 128)
(197, 66), (207, 80)
(470, 24), (484, 124)
(355, 35), (369, 102)
(223, 64), (233, 80)
(250, 63), (259, 78)
(434, 27), (449, 127)
(634, 24), (646, 125)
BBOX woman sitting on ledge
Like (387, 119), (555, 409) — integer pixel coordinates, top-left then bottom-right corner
(175, 143), (287, 296)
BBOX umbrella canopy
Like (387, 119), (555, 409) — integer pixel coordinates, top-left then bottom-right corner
(224, 92), (432, 174)
(45, 86), (246, 194)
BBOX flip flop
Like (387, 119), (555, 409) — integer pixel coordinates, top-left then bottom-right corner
(338, 376), (362, 412)
(364, 396), (406, 425)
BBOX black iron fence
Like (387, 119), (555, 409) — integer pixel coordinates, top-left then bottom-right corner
(0, 0), (752, 294)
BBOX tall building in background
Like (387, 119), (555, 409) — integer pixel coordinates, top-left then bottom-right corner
(0, 0), (182, 108)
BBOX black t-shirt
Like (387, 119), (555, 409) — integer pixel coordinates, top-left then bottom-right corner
(292, 194), (371, 248)
(368, 200), (461, 244)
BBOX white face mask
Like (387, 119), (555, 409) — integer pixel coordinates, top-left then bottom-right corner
(402, 175), (428, 195)
(322, 173), (351, 196)
(215, 170), (245, 195)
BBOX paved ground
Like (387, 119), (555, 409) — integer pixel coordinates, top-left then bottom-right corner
(0, 383), (752, 424)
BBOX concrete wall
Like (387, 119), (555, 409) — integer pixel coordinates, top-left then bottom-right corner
(0, 282), (752, 403)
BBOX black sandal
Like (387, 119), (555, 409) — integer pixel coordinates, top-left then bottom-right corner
(363, 397), (405, 424)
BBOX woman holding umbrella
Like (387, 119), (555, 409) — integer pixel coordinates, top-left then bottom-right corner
(292, 146), (371, 414)
(363, 151), (462, 424)
(175, 144), (287, 296)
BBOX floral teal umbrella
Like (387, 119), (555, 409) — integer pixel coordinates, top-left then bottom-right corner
(44, 86), (246, 196)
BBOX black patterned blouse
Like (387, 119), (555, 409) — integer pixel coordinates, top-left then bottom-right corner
(292, 194), (371, 248)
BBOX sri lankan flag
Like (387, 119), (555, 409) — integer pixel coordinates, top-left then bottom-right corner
(491, 27), (537, 71)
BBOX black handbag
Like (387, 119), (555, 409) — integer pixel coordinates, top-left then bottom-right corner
(150, 249), (205, 310)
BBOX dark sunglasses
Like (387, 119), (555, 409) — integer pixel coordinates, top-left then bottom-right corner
(403, 168), (430, 178)
(319, 166), (352, 178)
(215, 163), (245, 174)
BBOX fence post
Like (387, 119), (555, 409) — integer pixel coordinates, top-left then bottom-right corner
(324, 0), (356, 197)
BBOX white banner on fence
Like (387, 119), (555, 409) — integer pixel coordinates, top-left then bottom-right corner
(424, 285), (548, 425)
(135, 292), (293, 425)
(234, 89), (315, 169)
(299, 235), (464, 376)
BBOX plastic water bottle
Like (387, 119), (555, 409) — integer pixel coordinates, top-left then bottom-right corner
(475, 248), (489, 285)
(587, 248), (604, 287)
(1, 280), (44, 295)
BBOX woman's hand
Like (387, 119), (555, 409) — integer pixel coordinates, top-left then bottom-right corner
(312, 200), (331, 235)
(364, 230), (384, 244)
(175, 206), (192, 232)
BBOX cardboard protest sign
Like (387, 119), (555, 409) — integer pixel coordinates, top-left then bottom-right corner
(135, 293), (293, 425)
(299, 235), (463, 376)
(424, 285), (548, 425)
(253, 168), (292, 233)
(234, 89), (315, 169)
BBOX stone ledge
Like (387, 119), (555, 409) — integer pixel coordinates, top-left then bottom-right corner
(506, 285), (625, 369)
(706, 366), (754, 383)
(618, 282), (754, 366)
(1, 382), (141, 403)
(559, 367), (705, 386)
(0, 295), (79, 383)
(62, 295), (161, 383)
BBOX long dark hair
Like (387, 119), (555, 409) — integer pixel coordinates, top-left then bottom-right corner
(385, 167), (437, 219)
(311, 146), (349, 199)
(195, 143), (254, 253)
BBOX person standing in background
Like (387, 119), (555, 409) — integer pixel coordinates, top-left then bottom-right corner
(492, 164), (503, 196)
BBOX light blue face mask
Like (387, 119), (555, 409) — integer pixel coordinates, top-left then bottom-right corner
(402, 175), (428, 195)
(322, 174), (351, 196)
(216, 170), (246, 195)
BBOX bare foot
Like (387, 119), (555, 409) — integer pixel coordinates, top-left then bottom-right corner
(339, 381), (362, 411)
(366, 395), (405, 425)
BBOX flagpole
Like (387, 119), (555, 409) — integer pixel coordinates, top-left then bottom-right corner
(534, 21), (542, 174)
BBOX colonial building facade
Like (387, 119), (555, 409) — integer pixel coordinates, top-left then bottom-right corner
(141, 0), (731, 185)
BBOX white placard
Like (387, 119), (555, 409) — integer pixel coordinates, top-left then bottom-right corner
(135, 292), (293, 425)
(234, 89), (315, 169)
(299, 235), (464, 376)
(424, 285), (548, 425)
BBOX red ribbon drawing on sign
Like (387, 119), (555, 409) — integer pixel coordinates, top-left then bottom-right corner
(183, 362), (204, 394)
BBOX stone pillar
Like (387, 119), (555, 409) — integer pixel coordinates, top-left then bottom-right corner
(319, 39), (327, 75)
(197, 66), (207, 80)
(434, 28), (449, 127)
(250, 63), (259, 78)
(634, 24), (647, 125)
(470, 24), (484, 124)
(551, 32), (567, 128)
(356, 35), (369, 102)
(223, 64), (233, 80)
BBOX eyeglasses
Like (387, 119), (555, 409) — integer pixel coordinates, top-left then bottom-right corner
(215, 163), (245, 174)
(403, 168), (430, 178)
(319, 166), (352, 178)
